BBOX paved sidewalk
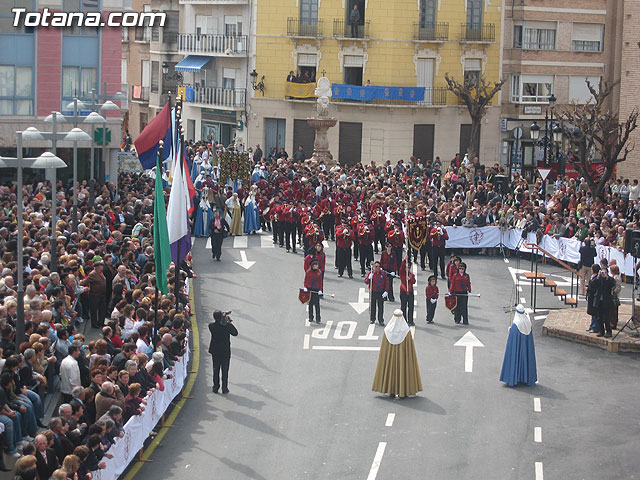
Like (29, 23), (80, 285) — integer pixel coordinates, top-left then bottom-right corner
(543, 305), (640, 352)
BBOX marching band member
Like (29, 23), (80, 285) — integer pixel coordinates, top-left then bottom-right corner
(303, 260), (323, 324)
(425, 275), (438, 324)
(380, 244), (398, 302)
(430, 219), (449, 279)
(365, 261), (389, 326)
(358, 218), (375, 277)
(335, 218), (354, 278)
(399, 257), (416, 325)
(449, 262), (471, 325)
(386, 222), (405, 273)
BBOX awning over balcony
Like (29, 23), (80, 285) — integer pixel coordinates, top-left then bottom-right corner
(175, 55), (211, 72)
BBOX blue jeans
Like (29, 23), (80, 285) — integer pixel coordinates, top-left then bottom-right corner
(589, 313), (599, 331)
(23, 390), (43, 420)
(0, 413), (21, 453)
(15, 395), (37, 437)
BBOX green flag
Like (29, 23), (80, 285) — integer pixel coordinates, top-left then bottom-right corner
(154, 154), (172, 294)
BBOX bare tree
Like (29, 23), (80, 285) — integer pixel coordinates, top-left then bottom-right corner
(558, 80), (638, 196)
(444, 73), (504, 161)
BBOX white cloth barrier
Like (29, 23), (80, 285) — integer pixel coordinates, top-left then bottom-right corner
(93, 334), (190, 480)
(443, 226), (636, 276)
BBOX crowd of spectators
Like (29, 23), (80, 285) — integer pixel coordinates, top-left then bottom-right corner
(0, 172), (191, 479)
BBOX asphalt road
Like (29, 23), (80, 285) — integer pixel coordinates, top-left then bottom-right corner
(136, 233), (640, 480)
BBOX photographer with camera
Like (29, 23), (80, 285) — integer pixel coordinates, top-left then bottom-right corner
(208, 310), (238, 394)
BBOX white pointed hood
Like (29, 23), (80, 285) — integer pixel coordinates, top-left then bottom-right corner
(384, 309), (410, 345)
(513, 304), (532, 335)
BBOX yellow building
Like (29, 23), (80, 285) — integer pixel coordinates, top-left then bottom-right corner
(249, 0), (503, 165)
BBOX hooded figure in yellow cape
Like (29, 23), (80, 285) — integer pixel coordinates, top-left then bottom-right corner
(372, 309), (422, 398)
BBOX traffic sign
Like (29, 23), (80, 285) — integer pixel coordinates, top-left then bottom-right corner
(537, 168), (552, 181)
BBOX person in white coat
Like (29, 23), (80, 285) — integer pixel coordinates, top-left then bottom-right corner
(59, 345), (81, 403)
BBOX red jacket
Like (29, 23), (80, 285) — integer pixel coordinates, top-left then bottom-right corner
(387, 228), (405, 248)
(425, 284), (439, 300)
(335, 225), (354, 249)
(358, 224), (375, 245)
(430, 226), (449, 247)
(400, 271), (416, 294)
(304, 269), (324, 292)
(380, 250), (397, 273)
(446, 261), (458, 280)
(304, 252), (326, 273)
(449, 273), (471, 293)
(365, 270), (389, 293)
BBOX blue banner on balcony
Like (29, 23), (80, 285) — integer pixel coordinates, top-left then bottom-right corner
(331, 84), (425, 102)
(185, 87), (194, 102)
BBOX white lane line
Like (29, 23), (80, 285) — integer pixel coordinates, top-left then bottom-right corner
(504, 258), (509, 263)
(303, 334), (310, 350)
(534, 427), (542, 443)
(535, 462), (544, 480)
(260, 235), (274, 248)
(312, 346), (380, 351)
(205, 237), (211, 249)
(534, 315), (547, 321)
(367, 442), (387, 480)
(520, 297), (527, 304)
(534, 397), (541, 412)
(518, 287), (523, 292)
(233, 235), (248, 248)
(385, 413), (395, 427)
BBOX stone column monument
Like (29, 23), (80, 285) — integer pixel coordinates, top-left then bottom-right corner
(307, 76), (338, 167)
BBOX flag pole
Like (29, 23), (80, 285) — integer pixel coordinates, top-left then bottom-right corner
(154, 141), (163, 339)
(174, 96), (183, 303)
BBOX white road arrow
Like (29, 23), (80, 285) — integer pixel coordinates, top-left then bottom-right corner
(349, 287), (369, 315)
(454, 331), (484, 373)
(234, 250), (255, 270)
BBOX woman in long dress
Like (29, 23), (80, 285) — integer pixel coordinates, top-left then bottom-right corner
(225, 192), (243, 236)
(194, 186), (214, 237)
(499, 304), (537, 387)
(372, 309), (422, 398)
(243, 186), (261, 234)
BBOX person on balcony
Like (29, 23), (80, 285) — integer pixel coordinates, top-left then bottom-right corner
(349, 4), (360, 38)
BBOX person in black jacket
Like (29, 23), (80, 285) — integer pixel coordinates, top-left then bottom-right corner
(594, 267), (615, 338)
(209, 209), (230, 261)
(586, 264), (600, 333)
(208, 310), (238, 394)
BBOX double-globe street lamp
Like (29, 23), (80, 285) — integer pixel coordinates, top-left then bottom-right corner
(0, 133), (66, 346)
(22, 113), (92, 270)
(529, 94), (562, 195)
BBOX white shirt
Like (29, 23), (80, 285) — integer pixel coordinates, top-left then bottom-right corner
(59, 355), (80, 394)
(629, 185), (640, 201)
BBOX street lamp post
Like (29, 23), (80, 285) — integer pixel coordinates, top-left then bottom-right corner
(0, 140), (65, 346)
(84, 112), (106, 207)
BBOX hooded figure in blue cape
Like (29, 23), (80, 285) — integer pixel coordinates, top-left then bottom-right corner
(500, 304), (537, 387)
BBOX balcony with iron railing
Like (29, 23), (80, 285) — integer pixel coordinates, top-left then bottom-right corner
(459, 23), (495, 43)
(413, 22), (449, 42)
(181, 85), (246, 109)
(131, 85), (150, 102)
(177, 34), (248, 55)
(287, 18), (324, 37)
(332, 19), (370, 39)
